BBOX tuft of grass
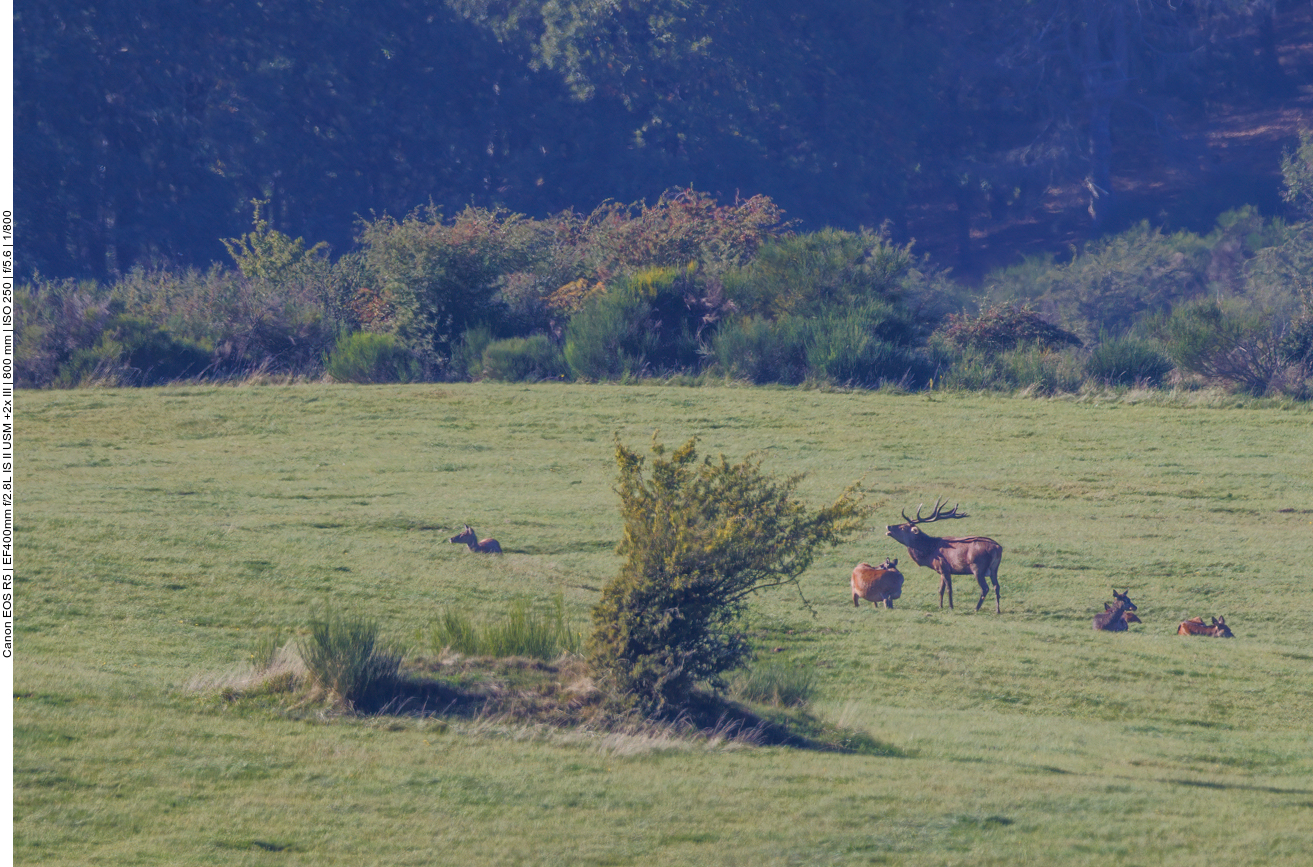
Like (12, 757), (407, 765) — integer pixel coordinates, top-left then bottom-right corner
(428, 595), (583, 660)
(298, 612), (405, 710)
(249, 629), (287, 672)
(729, 660), (819, 708)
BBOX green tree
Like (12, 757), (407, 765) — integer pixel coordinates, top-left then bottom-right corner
(357, 206), (541, 373)
(588, 435), (866, 714)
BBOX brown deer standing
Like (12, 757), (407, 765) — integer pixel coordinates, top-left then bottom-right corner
(885, 499), (1003, 613)
(448, 524), (502, 554)
(1178, 616), (1233, 638)
(851, 557), (904, 609)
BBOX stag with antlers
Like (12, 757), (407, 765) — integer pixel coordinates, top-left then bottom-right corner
(885, 499), (1004, 613)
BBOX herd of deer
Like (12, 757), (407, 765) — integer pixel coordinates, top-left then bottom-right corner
(450, 499), (1233, 637)
(851, 499), (1234, 637)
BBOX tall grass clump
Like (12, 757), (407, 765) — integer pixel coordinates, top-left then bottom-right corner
(1084, 333), (1176, 386)
(429, 596), (583, 660)
(298, 612), (405, 710)
(801, 303), (925, 387)
(938, 344), (1084, 393)
(479, 334), (568, 381)
(324, 331), (422, 383)
(707, 316), (808, 384)
(729, 661), (818, 708)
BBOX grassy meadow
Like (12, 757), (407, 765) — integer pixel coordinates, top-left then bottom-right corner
(15, 382), (1313, 865)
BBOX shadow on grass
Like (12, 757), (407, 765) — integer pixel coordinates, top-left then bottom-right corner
(1163, 778), (1313, 796)
(362, 658), (907, 756)
(678, 689), (909, 756)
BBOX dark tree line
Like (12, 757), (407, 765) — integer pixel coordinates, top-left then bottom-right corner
(16, 0), (1303, 283)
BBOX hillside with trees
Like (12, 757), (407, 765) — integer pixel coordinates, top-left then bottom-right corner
(13, 0), (1313, 397)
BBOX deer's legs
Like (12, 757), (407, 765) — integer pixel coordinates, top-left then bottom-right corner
(939, 572), (953, 609)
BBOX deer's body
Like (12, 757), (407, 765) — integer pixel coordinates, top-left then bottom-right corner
(1178, 616), (1233, 637)
(885, 500), (1003, 613)
(449, 524), (502, 554)
(852, 557), (904, 609)
(1093, 590), (1142, 631)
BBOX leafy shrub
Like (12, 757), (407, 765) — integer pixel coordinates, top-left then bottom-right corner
(429, 596), (583, 660)
(357, 205), (537, 372)
(480, 335), (568, 381)
(801, 302), (927, 387)
(982, 223), (1210, 339)
(1084, 334), (1176, 387)
(729, 661), (818, 708)
(454, 325), (497, 380)
(110, 262), (345, 378)
(14, 280), (114, 387)
(297, 612), (404, 711)
(708, 316), (809, 384)
(55, 315), (210, 387)
(222, 199), (330, 284)
(563, 287), (658, 380)
(1153, 299), (1304, 396)
(561, 268), (715, 381)
(588, 436), (865, 714)
(722, 228), (912, 320)
(711, 301), (924, 388)
(325, 332), (421, 383)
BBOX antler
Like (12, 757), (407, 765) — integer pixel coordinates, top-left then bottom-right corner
(901, 497), (968, 525)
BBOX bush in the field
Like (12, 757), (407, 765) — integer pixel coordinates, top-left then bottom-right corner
(1153, 299), (1291, 395)
(480, 335), (568, 382)
(588, 435), (866, 714)
(940, 303), (1083, 354)
(325, 332), (421, 383)
(564, 266), (710, 380)
(55, 315), (211, 387)
(1085, 334), (1176, 387)
(801, 302), (927, 387)
(709, 316), (809, 384)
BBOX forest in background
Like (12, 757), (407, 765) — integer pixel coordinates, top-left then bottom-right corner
(18, 0), (1313, 281)
(13, 0), (1313, 396)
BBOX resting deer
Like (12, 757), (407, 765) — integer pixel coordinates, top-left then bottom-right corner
(1093, 589), (1141, 631)
(448, 524), (502, 554)
(1178, 616), (1233, 638)
(885, 499), (1003, 613)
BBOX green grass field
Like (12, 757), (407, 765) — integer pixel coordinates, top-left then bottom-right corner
(16, 383), (1313, 865)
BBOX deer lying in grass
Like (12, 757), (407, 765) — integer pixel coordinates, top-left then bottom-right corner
(1177, 616), (1233, 638)
(1092, 588), (1140, 631)
(851, 557), (904, 609)
(448, 524), (502, 554)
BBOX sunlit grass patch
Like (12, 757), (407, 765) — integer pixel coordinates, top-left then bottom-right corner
(729, 659), (819, 707)
(18, 383), (1313, 866)
(426, 594), (583, 660)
